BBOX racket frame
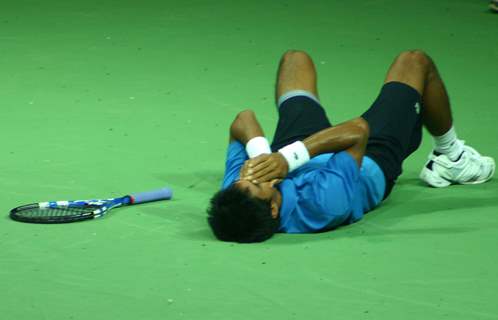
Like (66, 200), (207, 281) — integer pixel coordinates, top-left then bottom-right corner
(9, 197), (131, 224)
(9, 187), (172, 224)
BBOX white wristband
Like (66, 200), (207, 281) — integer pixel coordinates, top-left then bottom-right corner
(245, 136), (271, 158)
(278, 141), (310, 172)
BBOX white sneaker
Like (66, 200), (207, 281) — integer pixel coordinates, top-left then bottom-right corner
(420, 142), (495, 188)
(491, 0), (498, 13)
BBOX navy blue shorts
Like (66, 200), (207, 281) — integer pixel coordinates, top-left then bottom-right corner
(271, 92), (331, 152)
(361, 82), (423, 198)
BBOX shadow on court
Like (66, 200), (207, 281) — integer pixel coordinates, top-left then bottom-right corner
(136, 172), (498, 245)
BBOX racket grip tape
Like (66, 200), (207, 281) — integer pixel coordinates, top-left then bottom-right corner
(128, 187), (173, 204)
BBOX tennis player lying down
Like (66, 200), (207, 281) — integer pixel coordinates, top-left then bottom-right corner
(207, 49), (495, 243)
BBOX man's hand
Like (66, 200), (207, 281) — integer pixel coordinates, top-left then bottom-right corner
(240, 152), (289, 184)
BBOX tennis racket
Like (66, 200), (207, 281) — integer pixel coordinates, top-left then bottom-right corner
(9, 187), (173, 224)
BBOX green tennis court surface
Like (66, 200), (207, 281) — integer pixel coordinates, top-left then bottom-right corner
(1, 0), (497, 319)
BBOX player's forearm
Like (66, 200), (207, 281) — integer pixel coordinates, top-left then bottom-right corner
(303, 117), (369, 166)
(229, 109), (265, 144)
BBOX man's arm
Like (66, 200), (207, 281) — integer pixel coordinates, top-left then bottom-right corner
(241, 117), (369, 183)
(229, 109), (265, 144)
(220, 110), (268, 188)
(303, 117), (369, 166)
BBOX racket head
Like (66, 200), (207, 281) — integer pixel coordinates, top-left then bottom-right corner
(10, 202), (105, 224)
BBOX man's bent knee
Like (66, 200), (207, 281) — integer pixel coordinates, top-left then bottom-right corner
(395, 49), (432, 70)
(281, 50), (312, 64)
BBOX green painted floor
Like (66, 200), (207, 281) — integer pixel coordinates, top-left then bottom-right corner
(1, 0), (497, 319)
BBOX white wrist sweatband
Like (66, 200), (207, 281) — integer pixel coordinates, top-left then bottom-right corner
(245, 136), (271, 158)
(278, 141), (310, 172)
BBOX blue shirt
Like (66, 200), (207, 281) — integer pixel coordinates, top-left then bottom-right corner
(221, 141), (386, 233)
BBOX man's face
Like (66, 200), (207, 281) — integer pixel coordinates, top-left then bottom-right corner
(234, 180), (280, 218)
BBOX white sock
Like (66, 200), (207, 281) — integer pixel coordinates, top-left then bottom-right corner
(433, 126), (464, 161)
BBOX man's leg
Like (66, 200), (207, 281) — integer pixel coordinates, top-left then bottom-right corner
(275, 50), (319, 103)
(270, 51), (332, 152)
(384, 50), (495, 187)
(385, 50), (452, 136)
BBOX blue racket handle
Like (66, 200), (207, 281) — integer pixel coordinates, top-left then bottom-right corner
(128, 187), (173, 204)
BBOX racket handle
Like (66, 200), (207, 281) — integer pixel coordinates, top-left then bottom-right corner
(129, 187), (173, 204)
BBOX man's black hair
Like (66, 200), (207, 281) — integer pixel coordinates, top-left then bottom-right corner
(207, 185), (279, 243)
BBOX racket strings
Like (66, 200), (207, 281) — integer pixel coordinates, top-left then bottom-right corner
(20, 207), (95, 218)
(11, 205), (101, 223)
